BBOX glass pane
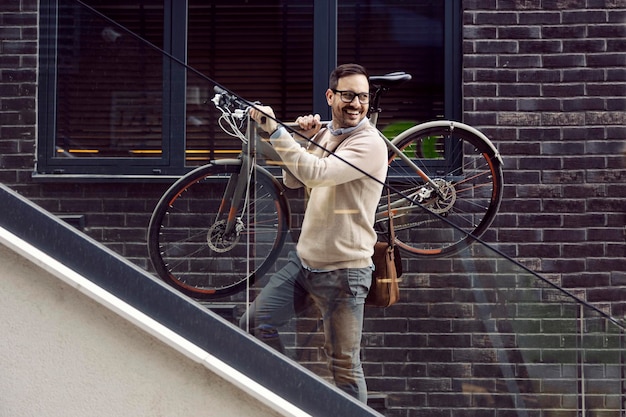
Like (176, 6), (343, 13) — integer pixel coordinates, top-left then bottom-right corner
(186, 0), (314, 166)
(338, 0), (445, 134)
(57, 2), (623, 414)
(215, 150), (624, 415)
(361, 242), (625, 416)
(54, 0), (164, 158)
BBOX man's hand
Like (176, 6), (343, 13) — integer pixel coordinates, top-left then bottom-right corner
(295, 114), (322, 138)
(250, 105), (278, 134)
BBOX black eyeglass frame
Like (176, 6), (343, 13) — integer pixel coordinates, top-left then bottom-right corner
(331, 89), (372, 104)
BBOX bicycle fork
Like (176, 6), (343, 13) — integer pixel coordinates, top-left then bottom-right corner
(216, 156), (251, 237)
(215, 118), (274, 240)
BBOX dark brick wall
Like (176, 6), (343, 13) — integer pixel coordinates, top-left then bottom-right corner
(1, 1), (625, 416)
(463, 0), (626, 318)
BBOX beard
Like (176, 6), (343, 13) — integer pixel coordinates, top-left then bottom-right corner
(332, 105), (366, 128)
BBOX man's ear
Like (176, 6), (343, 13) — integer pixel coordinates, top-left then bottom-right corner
(325, 89), (334, 106)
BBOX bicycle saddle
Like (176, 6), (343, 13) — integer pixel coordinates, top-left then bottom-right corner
(369, 72), (412, 88)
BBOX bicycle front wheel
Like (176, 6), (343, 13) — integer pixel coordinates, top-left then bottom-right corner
(147, 162), (290, 299)
(384, 121), (504, 257)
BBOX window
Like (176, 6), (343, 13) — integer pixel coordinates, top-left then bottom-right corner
(184, 1), (315, 165)
(337, 0), (451, 131)
(37, 0), (460, 178)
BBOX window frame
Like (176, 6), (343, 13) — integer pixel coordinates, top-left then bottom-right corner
(35, 0), (462, 180)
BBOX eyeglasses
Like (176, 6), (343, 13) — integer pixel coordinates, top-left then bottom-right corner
(332, 89), (371, 104)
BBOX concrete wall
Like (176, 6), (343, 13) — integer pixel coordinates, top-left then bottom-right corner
(0, 231), (298, 417)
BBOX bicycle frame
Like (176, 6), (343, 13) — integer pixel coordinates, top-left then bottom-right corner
(246, 118), (458, 219)
(249, 118), (440, 191)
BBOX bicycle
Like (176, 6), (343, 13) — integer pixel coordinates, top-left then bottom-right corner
(147, 72), (504, 299)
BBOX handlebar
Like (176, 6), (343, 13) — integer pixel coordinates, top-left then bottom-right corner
(212, 86), (271, 124)
(212, 86), (250, 117)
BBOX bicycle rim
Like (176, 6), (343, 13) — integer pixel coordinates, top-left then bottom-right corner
(147, 162), (289, 299)
(385, 123), (503, 257)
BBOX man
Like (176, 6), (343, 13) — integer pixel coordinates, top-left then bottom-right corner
(242, 63), (388, 403)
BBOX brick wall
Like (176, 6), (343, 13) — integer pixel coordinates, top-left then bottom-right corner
(1, 1), (625, 416)
(463, 0), (626, 317)
(0, 0), (37, 186)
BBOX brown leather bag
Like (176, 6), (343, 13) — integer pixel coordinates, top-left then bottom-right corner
(366, 188), (401, 308)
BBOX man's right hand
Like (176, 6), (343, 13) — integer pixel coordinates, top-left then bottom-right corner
(250, 106), (278, 134)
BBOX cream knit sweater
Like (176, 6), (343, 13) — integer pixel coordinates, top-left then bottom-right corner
(270, 120), (388, 270)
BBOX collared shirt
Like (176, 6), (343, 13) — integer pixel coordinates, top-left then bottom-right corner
(327, 117), (369, 136)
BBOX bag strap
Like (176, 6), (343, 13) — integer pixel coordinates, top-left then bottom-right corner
(314, 128), (347, 158)
(385, 184), (395, 247)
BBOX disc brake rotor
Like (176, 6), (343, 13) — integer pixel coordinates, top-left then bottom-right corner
(424, 179), (456, 214)
(207, 219), (242, 252)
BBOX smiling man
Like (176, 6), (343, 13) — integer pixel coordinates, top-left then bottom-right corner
(242, 64), (388, 403)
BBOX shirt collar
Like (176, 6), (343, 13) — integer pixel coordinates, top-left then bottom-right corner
(328, 117), (368, 136)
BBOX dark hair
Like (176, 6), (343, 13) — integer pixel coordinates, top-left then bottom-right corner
(329, 63), (369, 90)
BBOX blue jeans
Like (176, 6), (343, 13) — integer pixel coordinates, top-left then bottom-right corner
(239, 251), (371, 403)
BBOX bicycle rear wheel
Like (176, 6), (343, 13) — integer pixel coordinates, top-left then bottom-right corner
(384, 121), (504, 257)
(147, 162), (290, 299)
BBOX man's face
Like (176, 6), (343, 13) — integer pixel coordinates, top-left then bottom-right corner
(326, 74), (370, 129)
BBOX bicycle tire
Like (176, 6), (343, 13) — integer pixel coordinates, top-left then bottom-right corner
(147, 161), (290, 299)
(383, 121), (504, 257)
